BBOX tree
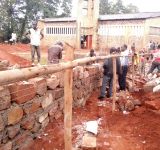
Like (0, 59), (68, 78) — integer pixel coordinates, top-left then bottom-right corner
(100, 0), (139, 15)
(0, 0), (72, 40)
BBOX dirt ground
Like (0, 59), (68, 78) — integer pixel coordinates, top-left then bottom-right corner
(30, 90), (160, 150)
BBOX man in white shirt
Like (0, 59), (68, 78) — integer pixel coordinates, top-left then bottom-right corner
(25, 22), (44, 66)
(119, 44), (130, 91)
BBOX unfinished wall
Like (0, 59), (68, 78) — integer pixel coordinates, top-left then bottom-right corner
(0, 64), (102, 150)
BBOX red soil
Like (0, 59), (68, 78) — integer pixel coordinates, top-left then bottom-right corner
(0, 44), (31, 67)
(30, 91), (160, 150)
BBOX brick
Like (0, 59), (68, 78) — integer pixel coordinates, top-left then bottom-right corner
(38, 112), (48, 123)
(8, 82), (36, 104)
(0, 141), (12, 150)
(0, 86), (11, 111)
(8, 106), (23, 125)
(41, 92), (53, 109)
(145, 100), (160, 110)
(49, 101), (59, 116)
(47, 76), (60, 90)
(7, 124), (20, 139)
(0, 115), (4, 132)
(55, 88), (64, 100)
(41, 117), (49, 128)
(23, 97), (41, 115)
(29, 77), (47, 96)
(21, 116), (35, 130)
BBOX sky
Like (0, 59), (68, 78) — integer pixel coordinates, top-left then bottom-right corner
(72, 0), (160, 17)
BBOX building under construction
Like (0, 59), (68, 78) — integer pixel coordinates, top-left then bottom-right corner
(0, 0), (160, 150)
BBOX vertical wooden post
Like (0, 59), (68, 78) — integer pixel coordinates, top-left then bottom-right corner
(132, 56), (135, 88)
(112, 57), (117, 112)
(64, 44), (74, 150)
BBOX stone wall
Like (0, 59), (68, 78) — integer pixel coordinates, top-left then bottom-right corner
(0, 64), (102, 150)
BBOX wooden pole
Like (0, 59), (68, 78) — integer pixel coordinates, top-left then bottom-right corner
(132, 56), (135, 88)
(64, 44), (74, 150)
(112, 57), (117, 112)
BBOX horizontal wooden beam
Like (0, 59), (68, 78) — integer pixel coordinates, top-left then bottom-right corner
(0, 55), (117, 86)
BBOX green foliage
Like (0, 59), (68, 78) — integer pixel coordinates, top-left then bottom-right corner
(100, 0), (139, 15)
(0, 0), (72, 41)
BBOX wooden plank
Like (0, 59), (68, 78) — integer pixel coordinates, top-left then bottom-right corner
(112, 57), (117, 112)
(64, 43), (74, 150)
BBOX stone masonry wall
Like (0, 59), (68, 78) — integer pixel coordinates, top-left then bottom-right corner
(0, 64), (102, 150)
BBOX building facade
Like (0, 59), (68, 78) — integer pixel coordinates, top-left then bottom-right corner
(38, 12), (160, 51)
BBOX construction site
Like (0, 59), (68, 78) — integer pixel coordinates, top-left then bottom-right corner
(0, 0), (160, 150)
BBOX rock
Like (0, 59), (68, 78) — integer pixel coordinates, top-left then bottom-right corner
(125, 100), (135, 111)
(23, 100), (41, 115)
(8, 82), (36, 104)
(54, 110), (63, 120)
(41, 92), (53, 109)
(8, 106), (23, 125)
(133, 99), (142, 106)
(55, 88), (64, 100)
(41, 117), (49, 128)
(49, 101), (59, 116)
(38, 113), (48, 123)
(57, 97), (64, 111)
(21, 116), (35, 130)
(0, 115), (4, 132)
(29, 77), (47, 96)
(0, 86), (11, 111)
(31, 122), (41, 133)
(46, 76), (60, 90)
(7, 124), (20, 139)
(18, 136), (34, 150)
(0, 141), (12, 150)
(145, 100), (160, 110)
(81, 133), (97, 149)
(153, 84), (160, 93)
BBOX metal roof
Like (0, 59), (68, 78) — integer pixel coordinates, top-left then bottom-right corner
(99, 12), (160, 21)
(39, 12), (160, 22)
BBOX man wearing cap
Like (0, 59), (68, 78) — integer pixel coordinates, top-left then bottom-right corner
(25, 22), (44, 66)
(48, 41), (64, 64)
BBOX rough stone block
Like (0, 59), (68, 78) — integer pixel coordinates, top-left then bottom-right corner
(41, 117), (49, 128)
(31, 122), (41, 133)
(145, 100), (160, 110)
(38, 112), (48, 123)
(49, 101), (59, 116)
(54, 110), (63, 120)
(0, 141), (12, 150)
(81, 133), (97, 149)
(21, 116), (35, 130)
(0, 115), (4, 132)
(18, 136), (34, 150)
(29, 77), (47, 96)
(8, 106), (23, 125)
(0, 86), (11, 111)
(41, 92), (53, 109)
(23, 99), (41, 115)
(55, 88), (64, 100)
(7, 124), (20, 139)
(86, 66), (96, 76)
(8, 82), (36, 104)
(13, 131), (30, 148)
(47, 75), (60, 90)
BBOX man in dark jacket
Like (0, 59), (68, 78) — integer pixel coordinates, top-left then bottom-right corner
(98, 47), (121, 100)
